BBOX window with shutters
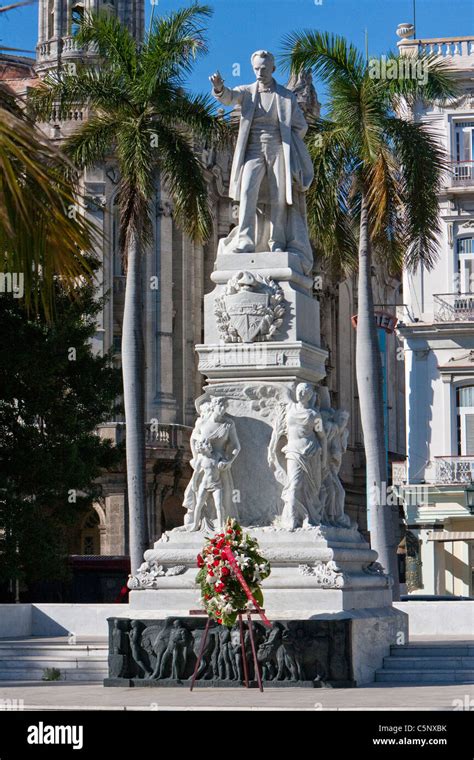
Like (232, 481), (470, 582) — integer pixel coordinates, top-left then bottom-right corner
(456, 237), (474, 293)
(457, 386), (474, 455)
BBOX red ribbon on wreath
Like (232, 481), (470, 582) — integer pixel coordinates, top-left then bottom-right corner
(221, 545), (272, 628)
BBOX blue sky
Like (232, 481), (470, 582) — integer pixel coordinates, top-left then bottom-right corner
(2, 0), (473, 99)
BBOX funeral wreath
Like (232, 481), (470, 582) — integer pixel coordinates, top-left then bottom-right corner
(196, 518), (271, 626)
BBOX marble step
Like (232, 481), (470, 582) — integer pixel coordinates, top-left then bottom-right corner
(390, 645), (474, 658)
(0, 668), (107, 682)
(0, 646), (107, 658)
(375, 669), (474, 684)
(383, 656), (474, 670)
(0, 639), (109, 682)
(0, 657), (107, 669)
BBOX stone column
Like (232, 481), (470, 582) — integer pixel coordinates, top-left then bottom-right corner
(104, 493), (127, 555)
(53, 0), (61, 38)
(149, 184), (178, 423)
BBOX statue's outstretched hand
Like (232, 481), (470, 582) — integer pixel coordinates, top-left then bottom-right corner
(209, 70), (224, 93)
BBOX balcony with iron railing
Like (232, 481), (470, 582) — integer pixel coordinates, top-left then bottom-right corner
(435, 456), (474, 485)
(433, 293), (474, 322)
(394, 457), (474, 486)
(449, 161), (474, 188)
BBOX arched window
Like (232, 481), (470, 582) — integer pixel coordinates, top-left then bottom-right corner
(71, 4), (84, 36)
(456, 236), (474, 293)
(457, 385), (474, 455)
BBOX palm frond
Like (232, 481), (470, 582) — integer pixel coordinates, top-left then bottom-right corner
(74, 11), (138, 81)
(139, 2), (212, 95)
(29, 66), (131, 122)
(63, 112), (118, 168)
(0, 107), (95, 316)
(153, 122), (212, 242)
(282, 30), (366, 87)
(384, 116), (447, 270)
(375, 52), (459, 106)
(305, 120), (358, 274)
(153, 90), (229, 145)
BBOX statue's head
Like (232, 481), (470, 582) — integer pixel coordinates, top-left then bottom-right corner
(251, 49), (275, 85)
(209, 396), (226, 420)
(199, 401), (211, 419)
(295, 382), (315, 406)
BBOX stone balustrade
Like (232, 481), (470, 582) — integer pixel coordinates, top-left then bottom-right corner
(36, 41), (51, 59)
(417, 37), (474, 59)
(97, 422), (191, 452)
(397, 27), (474, 67)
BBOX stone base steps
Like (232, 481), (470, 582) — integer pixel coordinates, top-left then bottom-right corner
(375, 643), (474, 684)
(0, 638), (108, 683)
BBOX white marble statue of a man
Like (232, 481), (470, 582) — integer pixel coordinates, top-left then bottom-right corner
(210, 50), (314, 273)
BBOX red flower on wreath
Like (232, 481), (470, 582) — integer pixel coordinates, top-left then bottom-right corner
(197, 554), (204, 568)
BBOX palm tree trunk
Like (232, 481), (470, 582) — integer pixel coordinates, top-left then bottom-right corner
(121, 228), (147, 575)
(355, 193), (400, 600)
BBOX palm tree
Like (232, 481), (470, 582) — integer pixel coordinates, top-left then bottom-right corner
(32, 5), (225, 573)
(284, 32), (458, 598)
(0, 3), (94, 316)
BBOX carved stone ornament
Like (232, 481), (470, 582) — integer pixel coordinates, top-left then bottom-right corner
(127, 559), (186, 590)
(363, 561), (393, 588)
(214, 271), (286, 343)
(106, 616), (354, 686)
(298, 560), (346, 588)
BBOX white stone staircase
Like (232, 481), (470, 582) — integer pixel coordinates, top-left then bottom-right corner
(0, 638), (108, 682)
(376, 641), (474, 683)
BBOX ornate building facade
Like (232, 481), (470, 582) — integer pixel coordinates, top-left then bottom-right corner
(396, 24), (474, 596)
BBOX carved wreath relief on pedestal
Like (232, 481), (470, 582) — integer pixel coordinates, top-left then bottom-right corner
(214, 270), (286, 343)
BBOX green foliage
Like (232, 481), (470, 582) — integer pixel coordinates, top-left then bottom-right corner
(0, 87), (96, 319)
(42, 668), (62, 681)
(0, 282), (122, 590)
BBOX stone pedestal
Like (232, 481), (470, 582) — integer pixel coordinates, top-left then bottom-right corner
(118, 249), (409, 687)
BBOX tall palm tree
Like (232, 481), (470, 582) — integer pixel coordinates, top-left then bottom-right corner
(284, 32), (458, 598)
(32, 5), (225, 573)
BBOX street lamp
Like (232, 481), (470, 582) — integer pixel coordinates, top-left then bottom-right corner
(464, 481), (474, 514)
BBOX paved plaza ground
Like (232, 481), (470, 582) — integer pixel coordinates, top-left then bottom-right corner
(0, 635), (472, 711)
(0, 681), (472, 711)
